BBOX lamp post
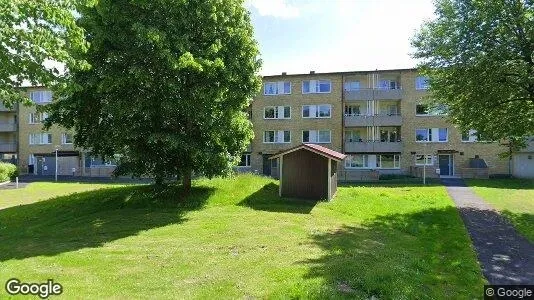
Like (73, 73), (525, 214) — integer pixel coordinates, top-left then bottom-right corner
(55, 145), (60, 182)
(423, 141), (427, 185)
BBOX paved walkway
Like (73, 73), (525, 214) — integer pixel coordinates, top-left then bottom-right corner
(442, 178), (534, 284)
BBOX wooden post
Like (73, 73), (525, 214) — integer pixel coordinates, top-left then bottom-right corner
(279, 155), (283, 197)
(327, 158), (332, 200)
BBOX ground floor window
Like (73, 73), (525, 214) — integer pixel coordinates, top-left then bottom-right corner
(238, 154), (251, 167)
(415, 154), (433, 165)
(345, 154), (401, 169)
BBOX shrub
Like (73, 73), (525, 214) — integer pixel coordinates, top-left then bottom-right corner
(0, 162), (18, 182)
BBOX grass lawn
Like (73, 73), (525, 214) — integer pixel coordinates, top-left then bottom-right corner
(0, 175), (485, 299)
(468, 178), (534, 243)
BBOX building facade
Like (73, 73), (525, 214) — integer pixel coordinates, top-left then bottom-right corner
(245, 68), (510, 180)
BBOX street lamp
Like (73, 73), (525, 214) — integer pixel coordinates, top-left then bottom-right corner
(55, 145), (60, 182)
(423, 141), (428, 185)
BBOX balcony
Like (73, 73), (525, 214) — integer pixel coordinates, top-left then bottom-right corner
(0, 103), (15, 112)
(345, 114), (402, 127)
(0, 123), (16, 132)
(345, 141), (402, 153)
(0, 143), (17, 152)
(344, 88), (404, 101)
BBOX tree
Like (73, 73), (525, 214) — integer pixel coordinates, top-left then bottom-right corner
(412, 0), (534, 146)
(46, 0), (261, 193)
(0, 0), (91, 107)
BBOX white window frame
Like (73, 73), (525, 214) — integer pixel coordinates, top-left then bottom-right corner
(29, 133), (52, 145)
(263, 130), (291, 144)
(302, 130), (331, 144)
(415, 76), (430, 90)
(415, 128), (431, 142)
(264, 81), (291, 95)
(377, 154), (401, 169)
(263, 106), (291, 119)
(415, 103), (448, 116)
(238, 154), (251, 167)
(415, 154), (433, 166)
(302, 80), (332, 94)
(377, 79), (400, 90)
(29, 91), (52, 104)
(29, 112), (48, 124)
(301, 104), (332, 119)
(345, 154), (370, 169)
(438, 128), (448, 142)
(344, 81), (360, 91)
(61, 133), (74, 145)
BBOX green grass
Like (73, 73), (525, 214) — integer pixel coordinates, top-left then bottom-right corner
(468, 178), (534, 243)
(0, 174), (485, 299)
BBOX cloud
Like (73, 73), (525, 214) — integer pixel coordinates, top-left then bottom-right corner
(246, 0), (300, 19)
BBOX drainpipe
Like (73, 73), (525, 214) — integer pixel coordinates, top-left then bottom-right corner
(341, 74), (345, 154)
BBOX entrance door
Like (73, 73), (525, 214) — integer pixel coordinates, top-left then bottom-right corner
(438, 155), (450, 176)
(262, 155), (271, 176)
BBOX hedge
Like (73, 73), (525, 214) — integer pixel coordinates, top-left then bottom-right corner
(0, 162), (18, 182)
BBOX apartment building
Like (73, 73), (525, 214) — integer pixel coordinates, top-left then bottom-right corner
(0, 101), (18, 164)
(244, 68), (510, 180)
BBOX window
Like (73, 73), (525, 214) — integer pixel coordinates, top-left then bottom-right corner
(29, 91), (52, 103)
(345, 105), (361, 116)
(264, 106), (291, 119)
(415, 154), (433, 166)
(416, 128), (448, 142)
(29, 133), (52, 145)
(302, 80), (331, 94)
(462, 129), (488, 142)
(379, 127), (400, 142)
(377, 80), (399, 90)
(271, 158), (278, 168)
(302, 104), (331, 118)
(378, 154), (401, 169)
(345, 154), (369, 168)
(344, 81), (360, 91)
(416, 128), (431, 142)
(302, 130), (331, 143)
(415, 76), (430, 90)
(29, 112), (48, 124)
(238, 154), (251, 167)
(438, 128), (448, 142)
(263, 130), (290, 143)
(62, 133), (74, 144)
(264, 81), (291, 95)
(415, 103), (448, 116)
(378, 104), (399, 116)
(345, 130), (363, 142)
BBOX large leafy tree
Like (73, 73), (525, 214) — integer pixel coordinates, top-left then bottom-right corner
(0, 0), (91, 106)
(412, 0), (534, 146)
(46, 0), (261, 192)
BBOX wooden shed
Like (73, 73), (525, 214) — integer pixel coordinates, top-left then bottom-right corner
(269, 144), (346, 201)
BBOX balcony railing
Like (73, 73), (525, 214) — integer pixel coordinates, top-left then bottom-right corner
(344, 114), (402, 127)
(0, 123), (16, 132)
(345, 141), (402, 153)
(0, 143), (17, 152)
(344, 88), (404, 101)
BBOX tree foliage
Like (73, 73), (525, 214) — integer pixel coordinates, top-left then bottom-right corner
(0, 0), (92, 107)
(413, 0), (534, 144)
(46, 0), (261, 190)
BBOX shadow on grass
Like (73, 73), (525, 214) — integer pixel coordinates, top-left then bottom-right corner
(501, 210), (534, 242)
(300, 207), (486, 299)
(466, 178), (534, 190)
(0, 185), (214, 261)
(238, 183), (317, 214)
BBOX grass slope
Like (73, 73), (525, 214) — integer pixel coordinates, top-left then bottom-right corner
(468, 178), (534, 243)
(0, 175), (484, 299)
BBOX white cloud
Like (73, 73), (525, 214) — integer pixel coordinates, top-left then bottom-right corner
(246, 0), (300, 19)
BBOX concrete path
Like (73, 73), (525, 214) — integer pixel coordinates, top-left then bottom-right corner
(442, 178), (534, 284)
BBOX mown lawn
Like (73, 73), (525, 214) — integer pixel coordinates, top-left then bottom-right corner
(0, 175), (485, 299)
(468, 178), (534, 243)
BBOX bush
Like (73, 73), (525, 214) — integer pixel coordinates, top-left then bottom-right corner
(379, 174), (417, 180)
(0, 162), (18, 182)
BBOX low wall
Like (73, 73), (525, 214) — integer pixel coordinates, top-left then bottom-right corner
(338, 170), (379, 182)
(83, 167), (115, 177)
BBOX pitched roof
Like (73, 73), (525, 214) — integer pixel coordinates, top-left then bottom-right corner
(269, 143), (347, 162)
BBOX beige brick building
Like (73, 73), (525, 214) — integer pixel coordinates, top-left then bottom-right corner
(242, 68), (510, 180)
(1, 68), (511, 179)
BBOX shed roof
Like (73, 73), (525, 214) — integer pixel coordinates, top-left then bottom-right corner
(269, 143), (347, 162)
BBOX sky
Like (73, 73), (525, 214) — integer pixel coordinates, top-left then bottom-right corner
(245, 0), (436, 76)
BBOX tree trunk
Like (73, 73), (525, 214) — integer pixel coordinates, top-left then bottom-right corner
(182, 169), (192, 194)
